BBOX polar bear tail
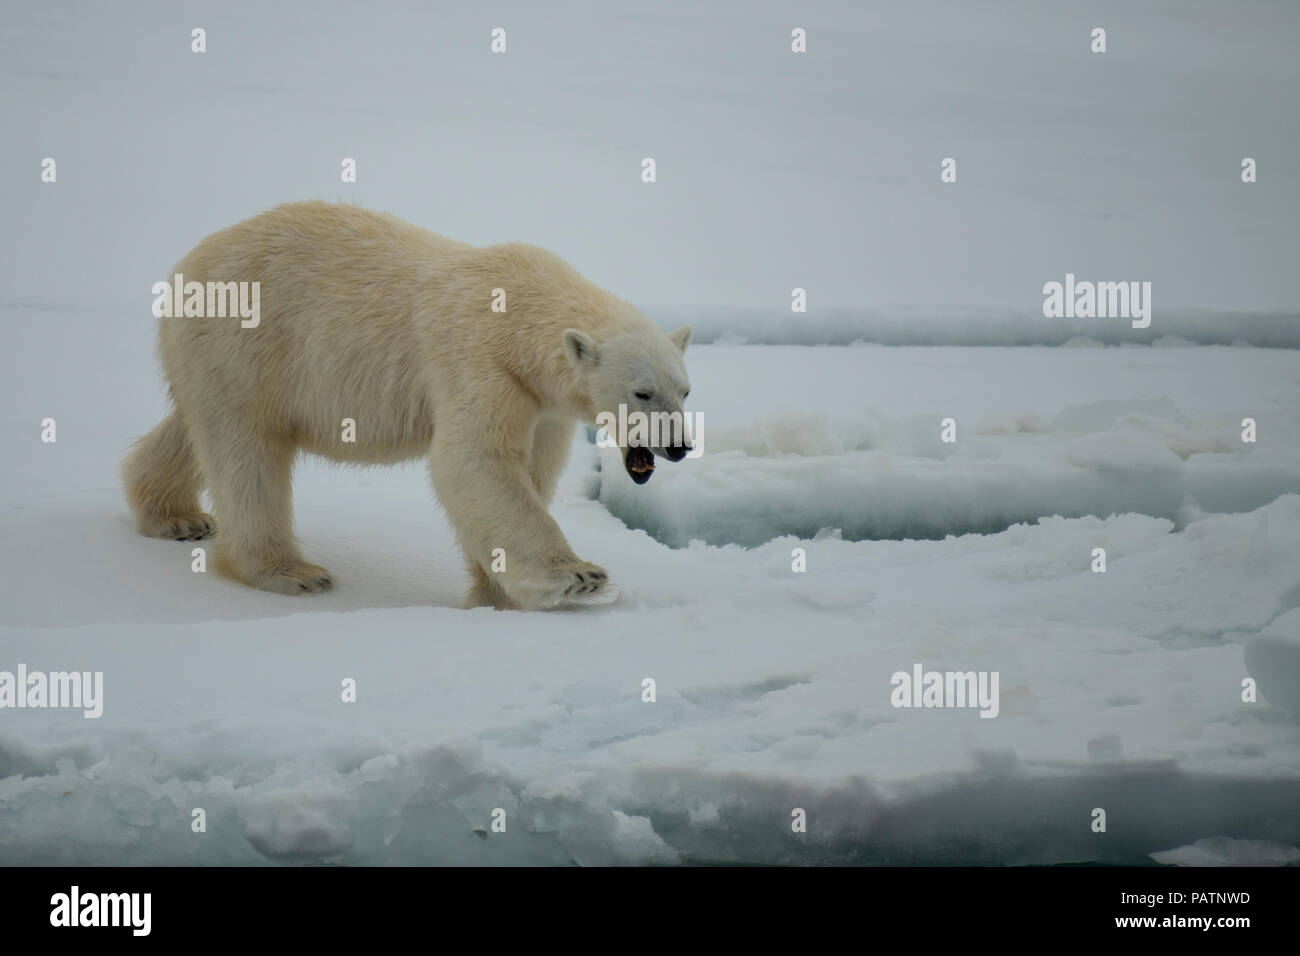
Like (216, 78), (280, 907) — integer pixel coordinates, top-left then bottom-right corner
(122, 409), (211, 539)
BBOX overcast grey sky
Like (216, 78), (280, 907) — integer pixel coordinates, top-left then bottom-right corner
(2, 0), (1297, 312)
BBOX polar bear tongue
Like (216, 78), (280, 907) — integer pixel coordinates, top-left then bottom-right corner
(625, 445), (655, 484)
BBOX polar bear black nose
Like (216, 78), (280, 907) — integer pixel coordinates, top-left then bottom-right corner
(663, 443), (690, 462)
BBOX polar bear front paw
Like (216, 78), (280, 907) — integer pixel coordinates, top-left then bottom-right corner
(566, 563), (608, 596)
(531, 560), (612, 609)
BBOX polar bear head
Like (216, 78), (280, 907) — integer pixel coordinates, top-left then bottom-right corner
(562, 323), (692, 484)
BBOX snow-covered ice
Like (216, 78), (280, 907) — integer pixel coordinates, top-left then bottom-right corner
(599, 346), (1300, 547)
(1150, 837), (1300, 868)
(649, 307), (1300, 349)
(3, 339), (1300, 865)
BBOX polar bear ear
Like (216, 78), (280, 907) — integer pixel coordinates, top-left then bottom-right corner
(562, 329), (599, 368)
(668, 325), (692, 354)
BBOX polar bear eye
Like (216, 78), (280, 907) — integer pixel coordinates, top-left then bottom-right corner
(634, 391), (652, 401)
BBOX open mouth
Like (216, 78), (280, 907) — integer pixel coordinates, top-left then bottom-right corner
(624, 445), (655, 484)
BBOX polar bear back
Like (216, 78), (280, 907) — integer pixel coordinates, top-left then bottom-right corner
(157, 201), (634, 465)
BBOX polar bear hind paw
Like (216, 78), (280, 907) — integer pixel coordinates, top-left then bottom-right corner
(139, 512), (216, 541)
(246, 559), (334, 595)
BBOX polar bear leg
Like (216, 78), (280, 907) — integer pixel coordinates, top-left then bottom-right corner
(122, 410), (216, 540)
(456, 419), (576, 610)
(464, 560), (518, 610)
(430, 421), (607, 611)
(188, 418), (333, 594)
(528, 418), (574, 506)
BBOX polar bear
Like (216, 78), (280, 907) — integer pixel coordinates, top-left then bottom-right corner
(123, 201), (692, 610)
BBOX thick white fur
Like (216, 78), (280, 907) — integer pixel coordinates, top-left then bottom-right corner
(122, 201), (691, 609)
